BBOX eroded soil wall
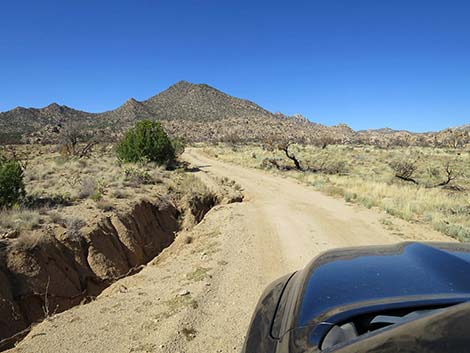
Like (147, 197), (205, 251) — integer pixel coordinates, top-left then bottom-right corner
(0, 198), (179, 347)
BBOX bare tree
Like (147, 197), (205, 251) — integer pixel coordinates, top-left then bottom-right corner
(221, 132), (241, 147)
(60, 122), (98, 158)
(391, 160), (418, 184)
(61, 122), (81, 155)
(1, 146), (31, 169)
(391, 160), (460, 189)
(278, 142), (302, 170)
(313, 135), (336, 149)
(434, 162), (457, 187)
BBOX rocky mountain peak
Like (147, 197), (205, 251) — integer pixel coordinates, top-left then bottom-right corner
(123, 98), (141, 106)
(41, 103), (63, 113)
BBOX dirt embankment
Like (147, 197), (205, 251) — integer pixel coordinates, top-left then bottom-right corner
(0, 194), (214, 349)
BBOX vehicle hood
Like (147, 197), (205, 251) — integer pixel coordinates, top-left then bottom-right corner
(297, 242), (470, 328)
(280, 242), (470, 352)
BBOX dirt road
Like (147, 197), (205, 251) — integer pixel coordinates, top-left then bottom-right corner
(9, 149), (452, 353)
(184, 149), (453, 270)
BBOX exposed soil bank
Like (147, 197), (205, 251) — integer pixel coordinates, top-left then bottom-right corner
(0, 198), (180, 349)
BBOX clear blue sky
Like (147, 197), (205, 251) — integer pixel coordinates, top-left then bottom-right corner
(1, 0), (469, 132)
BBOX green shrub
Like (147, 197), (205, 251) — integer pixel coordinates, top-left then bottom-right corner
(116, 120), (175, 165)
(0, 156), (25, 208)
(91, 191), (103, 202)
(171, 137), (186, 157)
(344, 192), (357, 202)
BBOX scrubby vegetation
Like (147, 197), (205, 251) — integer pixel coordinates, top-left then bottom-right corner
(0, 154), (25, 208)
(116, 120), (176, 165)
(203, 144), (470, 241)
(0, 139), (239, 240)
(0, 120), (193, 237)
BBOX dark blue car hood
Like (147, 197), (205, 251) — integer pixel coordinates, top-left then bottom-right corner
(297, 242), (470, 328)
(298, 243), (470, 326)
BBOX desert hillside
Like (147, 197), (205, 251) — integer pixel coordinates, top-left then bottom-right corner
(1, 81), (468, 148)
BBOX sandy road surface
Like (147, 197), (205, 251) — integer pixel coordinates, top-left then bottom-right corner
(184, 148), (452, 271)
(9, 149), (452, 353)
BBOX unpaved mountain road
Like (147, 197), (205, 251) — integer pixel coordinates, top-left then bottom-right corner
(9, 149), (452, 353)
(183, 148), (452, 271)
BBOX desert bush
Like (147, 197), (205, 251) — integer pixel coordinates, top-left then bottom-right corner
(0, 155), (25, 208)
(78, 177), (97, 199)
(313, 159), (348, 175)
(261, 157), (282, 170)
(48, 210), (65, 224)
(96, 199), (113, 211)
(65, 217), (85, 241)
(389, 160), (418, 184)
(0, 208), (40, 233)
(116, 120), (175, 165)
(90, 191), (102, 201)
(323, 184), (345, 197)
(123, 166), (154, 186)
(111, 188), (130, 199)
(60, 122), (82, 156)
(59, 122), (97, 158)
(344, 192), (357, 202)
(171, 137), (186, 157)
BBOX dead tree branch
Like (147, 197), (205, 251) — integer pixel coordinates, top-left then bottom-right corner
(391, 161), (418, 184)
(77, 141), (96, 158)
(2, 146), (31, 169)
(434, 163), (457, 187)
(391, 160), (460, 189)
(278, 142), (302, 170)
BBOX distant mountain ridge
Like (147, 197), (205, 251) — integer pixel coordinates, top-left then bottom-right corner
(99, 80), (273, 123)
(454, 124), (470, 131)
(0, 80), (349, 144)
(0, 81), (468, 147)
(0, 103), (96, 143)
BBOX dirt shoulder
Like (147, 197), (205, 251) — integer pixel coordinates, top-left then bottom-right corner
(8, 148), (453, 353)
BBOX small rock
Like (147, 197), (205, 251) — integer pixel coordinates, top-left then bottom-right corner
(3, 230), (19, 239)
(178, 289), (190, 297)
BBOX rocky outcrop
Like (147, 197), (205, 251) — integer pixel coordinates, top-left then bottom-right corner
(0, 198), (179, 348)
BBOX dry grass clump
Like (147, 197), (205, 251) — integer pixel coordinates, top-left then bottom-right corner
(48, 210), (65, 224)
(172, 174), (219, 229)
(9, 232), (47, 251)
(204, 144), (470, 241)
(0, 208), (41, 234)
(174, 173), (211, 196)
(122, 166), (154, 187)
(96, 199), (114, 212)
(64, 217), (85, 241)
(219, 176), (243, 191)
(78, 177), (98, 199)
(111, 188), (130, 199)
